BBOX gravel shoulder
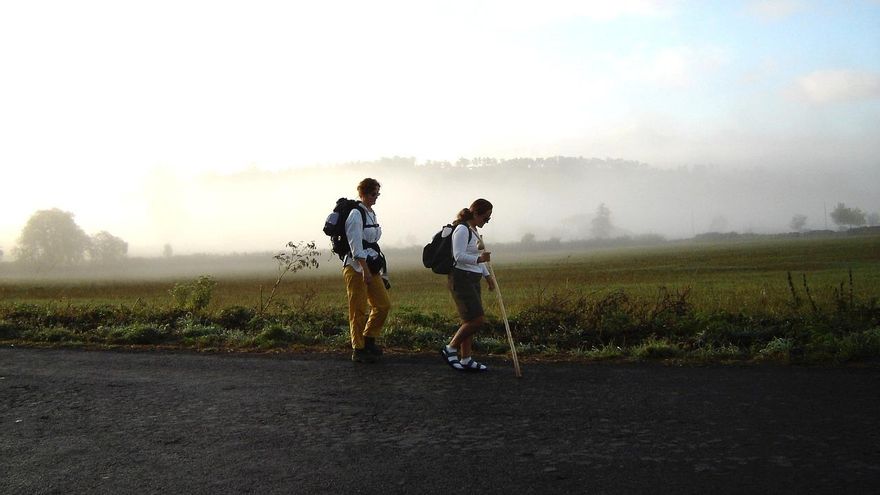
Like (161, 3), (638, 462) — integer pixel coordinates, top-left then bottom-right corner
(2, 347), (879, 494)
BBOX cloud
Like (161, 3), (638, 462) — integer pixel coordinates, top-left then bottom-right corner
(445, 0), (678, 29)
(608, 45), (727, 89)
(792, 70), (880, 103)
(745, 0), (805, 21)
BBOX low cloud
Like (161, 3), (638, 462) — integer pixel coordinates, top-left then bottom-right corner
(792, 70), (880, 104)
(611, 45), (727, 89)
(745, 0), (805, 21)
(473, 0), (678, 27)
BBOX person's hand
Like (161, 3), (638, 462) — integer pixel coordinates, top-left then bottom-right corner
(478, 251), (491, 263)
(362, 270), (373, 285)
(486, 276), (496, 292)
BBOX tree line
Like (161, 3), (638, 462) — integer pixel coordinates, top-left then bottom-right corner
(6, 208), (129, 270)
(4, 201), (878, 271)
(788, 203), (879, 232)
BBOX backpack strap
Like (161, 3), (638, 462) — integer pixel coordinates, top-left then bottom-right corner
(453, 223), (474, 244)
(355, 203), (379, 229)
(355, 204), (387, 274)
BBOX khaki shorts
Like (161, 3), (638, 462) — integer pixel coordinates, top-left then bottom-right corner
(448, 268), (484, 321)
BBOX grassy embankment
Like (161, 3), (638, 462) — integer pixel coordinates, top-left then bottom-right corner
(1, 235), (879, 363)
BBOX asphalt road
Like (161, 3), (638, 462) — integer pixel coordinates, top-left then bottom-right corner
(2, 347), (879, 494)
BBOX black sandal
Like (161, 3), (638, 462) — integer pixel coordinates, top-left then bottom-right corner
(440, 347), (465, 371)
(461, 359), (488, 372)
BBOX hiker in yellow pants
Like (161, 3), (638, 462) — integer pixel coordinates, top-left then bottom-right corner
(341, 178), (391, 363)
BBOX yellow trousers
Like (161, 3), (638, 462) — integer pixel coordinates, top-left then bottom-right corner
(343, 266), (391, 349)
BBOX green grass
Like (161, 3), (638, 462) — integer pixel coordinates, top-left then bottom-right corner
(6, 235), (878, 313)
(2, 235), (879, 363)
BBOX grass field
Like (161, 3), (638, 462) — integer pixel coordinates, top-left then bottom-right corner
(3, 235), (878, 314)
(2, 234), (879, 362)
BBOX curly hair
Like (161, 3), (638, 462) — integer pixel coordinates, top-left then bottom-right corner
(357, 178), (381, 197)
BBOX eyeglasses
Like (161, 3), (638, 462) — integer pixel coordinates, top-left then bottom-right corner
(369, 191), (381, 197)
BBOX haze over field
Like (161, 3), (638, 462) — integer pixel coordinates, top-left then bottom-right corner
(2, 1), (878, 257)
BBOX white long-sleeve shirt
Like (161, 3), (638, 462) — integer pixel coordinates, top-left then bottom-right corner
(343, 203), (381, 273)
(452, 223), (489, 276)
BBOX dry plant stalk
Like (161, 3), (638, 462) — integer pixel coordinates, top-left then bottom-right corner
(260, 241), (320, 315)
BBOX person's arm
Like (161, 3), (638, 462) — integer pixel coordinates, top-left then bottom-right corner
(478, 240), (494, 289)
(345, 209), (371, 281)
(452, 225), (480, 266)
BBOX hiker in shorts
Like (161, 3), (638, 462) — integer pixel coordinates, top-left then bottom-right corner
(343, 178), (391, 363)
(440, 198), (495, 372)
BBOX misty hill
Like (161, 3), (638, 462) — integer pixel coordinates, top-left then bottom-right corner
(159, 156), (877, 254)
(3, 156), (878, 258)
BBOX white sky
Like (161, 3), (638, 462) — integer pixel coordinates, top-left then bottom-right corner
(1, 0), (879, 255)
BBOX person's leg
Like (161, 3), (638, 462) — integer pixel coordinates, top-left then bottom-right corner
(443, 270), (484, 370)
(450, 315), (484, 359)
(343, 266), (368, 350)
(460, 335), (473, 359)
(363, 274), (391, 340)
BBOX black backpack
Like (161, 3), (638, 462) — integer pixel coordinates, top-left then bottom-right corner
(422, 224), (472, 274)
(323, 198), (367, 260)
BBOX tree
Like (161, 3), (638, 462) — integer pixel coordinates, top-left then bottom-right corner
(868, 212), (880, 227)
(163, 243), (174, 258)
(88, 231), (128, 265)
(829, 203), (866, 230)
(591, 203), (613, 239)
(789, 214), (808, 232)
(521, 232), (536, 244)
(13, 208), (90, 269)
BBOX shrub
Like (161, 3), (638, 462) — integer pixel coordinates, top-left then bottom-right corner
(689, 343), (743, 362)
(216, 305), (257, 330)
(0, 303), (46, 326)
(179, 323), (227, 347)
(169, 276), (217, 313)
(579, 344), (625, 360)
(512, 293), (590, 347)
(28, 327), (83, 344)
(699, 313), (784, 349)
(631, 337), (683, 360)
(381, 306), (454, 350)
(393, 306), (453, 329)
(382, 324), (448, 350)
(41, 304), (134, 331)
(281, 309), (347, 341)
(255, 323), (291, 348)
(758, 337), (793, 361)
(0, 320), (23, 339)
(106, 323), (171, 345)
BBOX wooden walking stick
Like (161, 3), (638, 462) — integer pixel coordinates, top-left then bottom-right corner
(486, 262), (522, 378)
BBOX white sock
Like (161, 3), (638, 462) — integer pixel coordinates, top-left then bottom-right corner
(460, 357), (472, 365)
